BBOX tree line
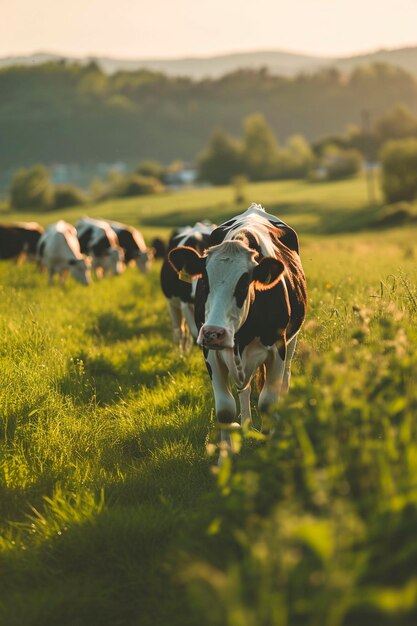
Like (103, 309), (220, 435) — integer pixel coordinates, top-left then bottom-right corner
(1, 61), (417, 171)
(9, 102), (417, 211)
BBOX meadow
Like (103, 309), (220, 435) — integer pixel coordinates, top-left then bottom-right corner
(0, 175), (416, 626)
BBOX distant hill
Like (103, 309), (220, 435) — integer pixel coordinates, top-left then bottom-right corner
(2, 45), (417, 78)
(0, 60), (417, 186)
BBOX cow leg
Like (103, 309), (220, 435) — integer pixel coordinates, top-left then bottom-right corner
(92, 260), (103, 280)
(181, 321), (193, 354)
(180, 302), (198, 341)
(258, 346), (285, 415)
(15, 251), (27, 266)
(237, 385), (252, 429)
(282, 335), (297, 394)
(168, 299), (183, 349)
(207, 351), (238, 448)
(59, 270), (68, 286)
(47, 267), (55, 285)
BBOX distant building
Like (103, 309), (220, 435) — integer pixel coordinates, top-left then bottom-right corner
(164, 165), (198, 190)
(50, 161), (130, 188)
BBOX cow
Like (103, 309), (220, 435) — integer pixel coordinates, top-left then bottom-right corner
(76, 218), (125, 278)
(168, 204), (307, 450)
(151, 237), (167, 260)
(37, 220), (91, 286)
(0, 222), (44, 263)
(161, 222), (216, 353)
(104, 220), (154, 273)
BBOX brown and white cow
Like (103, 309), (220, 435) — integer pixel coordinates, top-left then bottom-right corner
(0, 222), (44, 263)
(161, 222), (216, 353)
(37, 221), (91, 286)
(169, 204), (307, 447)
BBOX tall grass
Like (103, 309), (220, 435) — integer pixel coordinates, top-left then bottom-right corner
(0, 180), (416, 625)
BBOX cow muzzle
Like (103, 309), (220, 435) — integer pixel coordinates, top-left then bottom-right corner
(197, 325), (231, 350)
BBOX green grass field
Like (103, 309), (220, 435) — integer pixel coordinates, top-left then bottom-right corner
(0, 176), (416, 626)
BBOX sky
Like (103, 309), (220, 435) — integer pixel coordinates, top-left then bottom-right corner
(1, 0), (417, 59)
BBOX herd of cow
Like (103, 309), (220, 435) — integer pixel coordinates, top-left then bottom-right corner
(0, 217), (158, 285)
(0, 204), (307, 452)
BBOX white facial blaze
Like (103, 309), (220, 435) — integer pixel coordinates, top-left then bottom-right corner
(201, 241), (257, 347)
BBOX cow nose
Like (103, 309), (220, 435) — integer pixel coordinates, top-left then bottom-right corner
(202, 326), (226, 343)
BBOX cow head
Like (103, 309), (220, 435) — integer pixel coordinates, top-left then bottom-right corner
(69, 257), (92, 286)
(136, 247), (154, 274)
(169, 240), (285, 350)
(101, 247), (125, 276)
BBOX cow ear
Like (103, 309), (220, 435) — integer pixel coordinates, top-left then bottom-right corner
(252, 257), (285, 291)
(168, 246), (205, 279)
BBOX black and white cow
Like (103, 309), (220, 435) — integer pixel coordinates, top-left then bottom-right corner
(151, 237), (167, 260)
(105, 220), (154, 273)
(76, 218), (125, 277)
(37, 221), (91, 286)
(161, 222), (216, 352)
(0, 222), (44, 263)
(169, 204), (307, 446)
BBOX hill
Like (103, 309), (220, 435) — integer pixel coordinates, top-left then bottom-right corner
(1, 60), (417, 183)
(2, 45), (417, 78)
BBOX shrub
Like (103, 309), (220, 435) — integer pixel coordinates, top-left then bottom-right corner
(53, 184), (87, 209)
(320, 145), (363, 180)
(9, 164), (54, 211)
(380, 138), (417, 202)
(112, 174), (164, 197)
(135, 159), (166, 181)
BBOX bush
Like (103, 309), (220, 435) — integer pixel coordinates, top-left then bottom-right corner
(380, 138), (417, 203)
(53, 184), (87, 209)
(320, 145), (363, 180)
(135, 159), (166, 181)
(112, 174), (165, 197)
(9, 164), (54, 211)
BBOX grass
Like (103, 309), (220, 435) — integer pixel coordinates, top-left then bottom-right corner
(0, 172), (385, 239)
(0, 175), (416, 625)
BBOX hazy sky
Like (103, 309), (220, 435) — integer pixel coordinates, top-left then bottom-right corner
(1, 0), (417, 59)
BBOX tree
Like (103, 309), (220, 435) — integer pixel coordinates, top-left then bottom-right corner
(380, 138), (417, 202)
(346, 126), (380, 161)
(242, 114), (280, 180)
(198, 129), (244, 185)
(375, 103), (417, 142)
(9, 164), (54, 211)
(136, 159), (165, 181)
(319, 146), (363, 181)
(277, 134), (315, 179)
(53, 184), (87, 209)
